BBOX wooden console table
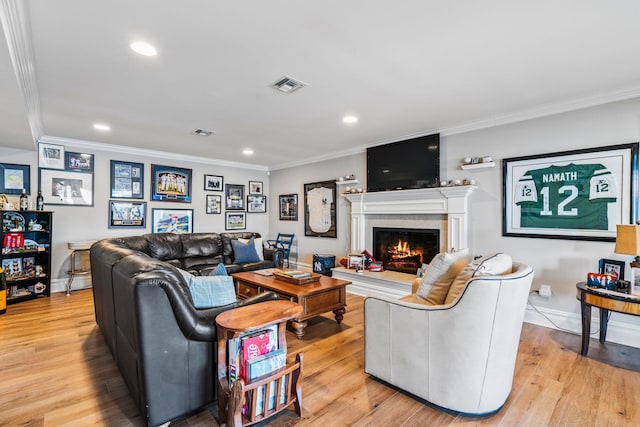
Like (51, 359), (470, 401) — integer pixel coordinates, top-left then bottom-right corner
(576, 282), (640, 356)
(216, 300), (304, 427)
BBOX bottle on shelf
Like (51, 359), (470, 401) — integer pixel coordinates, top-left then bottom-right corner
(19, 189), (28, 211)
(36, 191), (44, 211)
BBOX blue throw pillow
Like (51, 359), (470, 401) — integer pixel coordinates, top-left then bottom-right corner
(231, 237), (261, 263)
(188, 275), (236, 308)
(213, 262), (228, 276)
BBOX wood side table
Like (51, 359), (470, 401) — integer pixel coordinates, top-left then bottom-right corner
(216, 300), (304, 427)
(576, 281), (640, 356)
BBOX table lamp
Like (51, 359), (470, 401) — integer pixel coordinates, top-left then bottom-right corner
(614, 222), (640, 267)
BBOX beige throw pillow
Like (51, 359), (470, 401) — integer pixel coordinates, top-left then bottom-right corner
(416, 249), (469, 304)
(444, 253), (513, 304)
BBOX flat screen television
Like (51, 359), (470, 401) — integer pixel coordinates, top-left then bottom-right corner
(366, 133), (440, 192)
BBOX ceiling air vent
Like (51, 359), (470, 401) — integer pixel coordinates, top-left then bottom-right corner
(272, 76), (307, 94)
(194, 128), (214, 136)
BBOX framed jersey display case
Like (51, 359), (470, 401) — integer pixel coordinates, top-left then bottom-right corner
(503, 143), (639, 241)
(304, 180), (337, 238)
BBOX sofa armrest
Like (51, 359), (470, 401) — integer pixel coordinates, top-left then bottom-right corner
(264, 247), (285, 267)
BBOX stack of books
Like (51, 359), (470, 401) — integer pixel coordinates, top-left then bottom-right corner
(228, 325), (288, 417)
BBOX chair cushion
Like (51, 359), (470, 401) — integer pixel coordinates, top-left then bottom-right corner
(239, 237), (264, 261)
(417, 249), (469, 305)
(444, 253), (513, 304)
(231, 237), (261, 263)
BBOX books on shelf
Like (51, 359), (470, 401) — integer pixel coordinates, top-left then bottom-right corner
(247, 349), (286, 380)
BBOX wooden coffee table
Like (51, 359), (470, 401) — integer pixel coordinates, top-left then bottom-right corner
(232, 271), (350, 339)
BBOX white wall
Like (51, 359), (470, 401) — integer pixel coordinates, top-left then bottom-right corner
(0, 144), (270, 292)
(269, 97), (640, 343)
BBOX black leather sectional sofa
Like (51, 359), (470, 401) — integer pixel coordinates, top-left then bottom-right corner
(89, 232), (282, 426)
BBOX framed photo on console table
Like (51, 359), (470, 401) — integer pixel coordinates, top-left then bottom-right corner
(598, 258), (625, 280)
(151, 164), (192, 202)
(304, 180), (336, 238)
(503, 143), (639, 241)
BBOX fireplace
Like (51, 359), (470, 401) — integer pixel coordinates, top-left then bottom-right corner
(373, 227), (439, 274)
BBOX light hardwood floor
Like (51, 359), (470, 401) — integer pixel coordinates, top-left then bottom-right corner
(1, 290), (639, 426)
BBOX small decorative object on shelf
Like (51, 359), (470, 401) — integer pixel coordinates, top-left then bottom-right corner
(336, 174), (358, 186)
(461, 156), (495, 170)
(19, 189), (28, 211)
(36, 191), (44, 211)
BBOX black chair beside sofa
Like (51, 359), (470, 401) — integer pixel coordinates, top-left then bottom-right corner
(90, 232), (282, 426)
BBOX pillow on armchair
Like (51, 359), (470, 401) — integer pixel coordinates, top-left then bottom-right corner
(444, 253), (513, 304)
(416, 248), (469, 304)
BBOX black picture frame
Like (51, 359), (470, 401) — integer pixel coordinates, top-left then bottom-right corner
(225, 184), (245, 210)
(65, 151), (94, 172)
(109, 200), (147, 228)
(225, 211), (246, 230)
(38, 168), (94, 206)
(279, 194), (298, 221)
(151, 164), (192, 203)
(249, 180), (263, 195)
(206, 194), (222, 214)
(0, 163), (30, 195)
(503, 143), (639, 241)
(247, 195), (266, 213)
(304, 180), (337, 238)
(598, 258), (625, 280)
(204, 174), (223, 191)
(110, 160), (144, 199)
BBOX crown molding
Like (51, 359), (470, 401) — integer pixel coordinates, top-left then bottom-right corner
(38, 135), (269, 172)
(0, 0), (42, 144)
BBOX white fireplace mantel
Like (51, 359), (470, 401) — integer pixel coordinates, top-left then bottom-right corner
(344, 185), (476, 253)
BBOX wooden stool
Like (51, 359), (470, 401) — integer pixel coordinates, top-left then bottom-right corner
(66, 241), (95, 295)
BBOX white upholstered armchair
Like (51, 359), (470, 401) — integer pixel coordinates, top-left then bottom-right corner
(364, 262), (534, 415)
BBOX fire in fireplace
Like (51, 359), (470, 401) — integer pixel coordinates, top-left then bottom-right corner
(373, 227), (439, 274)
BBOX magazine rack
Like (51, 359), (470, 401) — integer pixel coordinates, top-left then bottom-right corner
(216, 300), (304, 426)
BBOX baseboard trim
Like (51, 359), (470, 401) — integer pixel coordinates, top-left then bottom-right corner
(524, 301), (640, 348)
(50, 277), (92, 294)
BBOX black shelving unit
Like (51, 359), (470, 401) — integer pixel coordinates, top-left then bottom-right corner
(1, 210), (53, 304)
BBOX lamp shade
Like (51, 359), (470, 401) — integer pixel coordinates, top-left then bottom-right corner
(614, 224), (640, 255)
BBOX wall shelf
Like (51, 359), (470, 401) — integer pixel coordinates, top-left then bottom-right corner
(460, 162), (495, 170)
(335, 179), (358, 185)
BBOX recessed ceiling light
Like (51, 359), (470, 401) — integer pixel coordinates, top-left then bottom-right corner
(343, 115), (358, 124)
(93, 123), (111, 131)
(130, 41), (157, 56)
(243, 149), (254, 156)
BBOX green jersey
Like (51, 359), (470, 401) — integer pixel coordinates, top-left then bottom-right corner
(514, 163), (616, 230)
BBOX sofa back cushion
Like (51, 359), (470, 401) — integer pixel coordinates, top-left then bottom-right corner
(146, 233), (183, 261)
(181, 233), (224, 269)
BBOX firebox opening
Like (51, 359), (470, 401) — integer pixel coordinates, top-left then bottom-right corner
(372, 227), (439, 274)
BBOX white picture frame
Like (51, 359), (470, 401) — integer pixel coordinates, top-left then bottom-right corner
(38, 143), (65, 170)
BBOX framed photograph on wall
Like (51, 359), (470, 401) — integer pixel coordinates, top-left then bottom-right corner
(225, 184), (245, 210)
(304, 180), (337, 238)
(248, 180), (263, 194)
(151, 208), (193, 233)
(65, 152), (94, 172)
(503, 143), (639, 241)
(39, 168), (93, 206)
(206, 194), (222, 214)
(204, 174), (223, 191)
(111, 160), (144, 199)
(38, 142), (65, 169)
(598, 258), (625, 280)
(279, 194), (298, 221)
(0, 163), (30, 195)
(225, 211), (246, 230)
(109, 200), (147, 228)
(247, 195), (266, 213)
(151, 164), (192, 202)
